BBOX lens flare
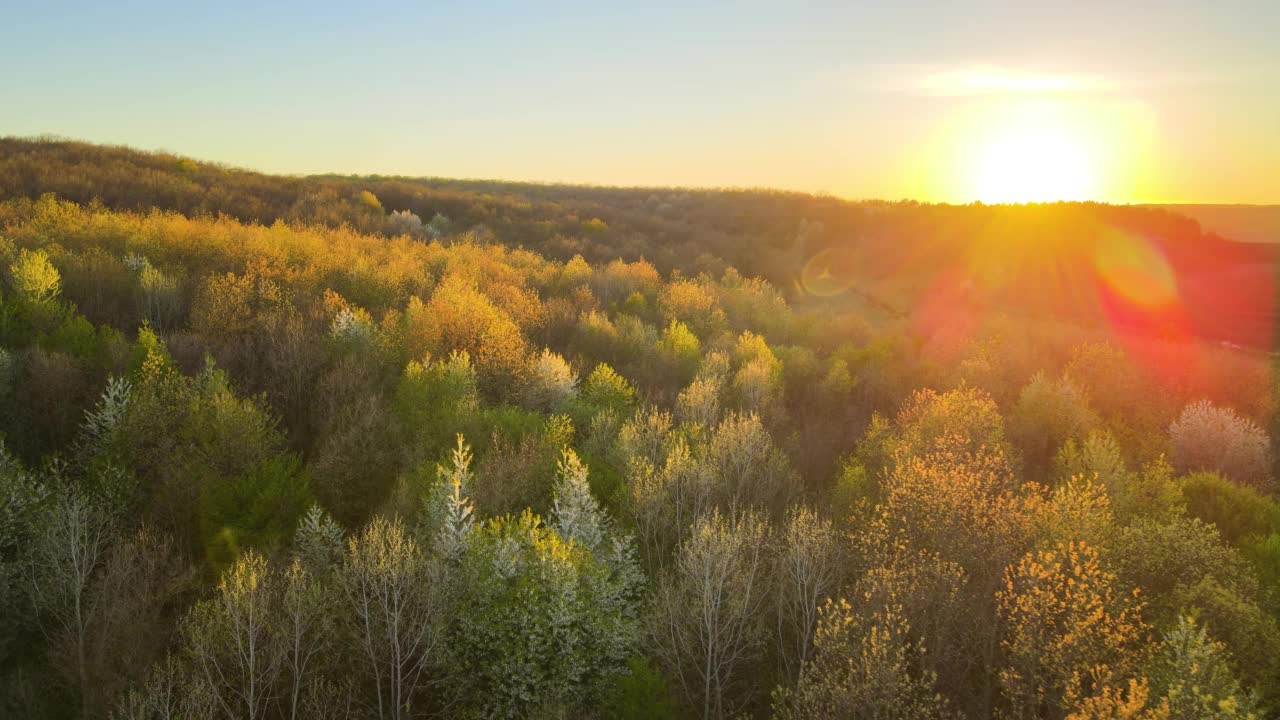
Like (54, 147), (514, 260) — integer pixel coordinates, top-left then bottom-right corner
(911, 268), (987, 362)
(1091, 228), (1196, 384)
(799, 247), (858, 297)
(1092, 230), (1177, 309)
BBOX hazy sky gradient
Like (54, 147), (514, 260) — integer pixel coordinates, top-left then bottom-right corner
(2, 1), (1277, 202)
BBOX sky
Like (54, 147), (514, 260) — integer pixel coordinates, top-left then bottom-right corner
(2, 1), (1277, 203)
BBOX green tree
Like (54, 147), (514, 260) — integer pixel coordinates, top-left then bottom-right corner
(774, 598), (952, 720)
(182, 550), (280, 720)
(1010, 373), (1099, 482)
(891, 385), (1009, 461)
(628, 436), (710, 569)
(574, 362), (635, 422)
(200, 454), (311, 571)
(657, 319), (701, 385)
(703, 411), (795, 515)
(338, 516), (439, 720)
(11, 248), (61, 305)
(600, 656), (679, 720)
(425, 212), (453, 238)
(293, 505), (346, 576)
(773, 505), (846, 680)
(652, 509), (772, 719)
(278, 558), (333, 720)
(447, 510), (636, 717)
(1179, 471), (1280, 546)
(27, 484), (117, 717)
(1149, 616), (1260, 720)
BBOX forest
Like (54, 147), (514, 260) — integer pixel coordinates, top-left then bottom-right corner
(1, 137), (1279, 719)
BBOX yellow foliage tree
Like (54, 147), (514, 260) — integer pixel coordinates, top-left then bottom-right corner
(423, 274), (528, 393)
(998, 541), (1149, 719)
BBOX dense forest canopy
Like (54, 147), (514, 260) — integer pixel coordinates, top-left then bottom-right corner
(2, 137), (1274, 348)
(1, 138), (1278, 719)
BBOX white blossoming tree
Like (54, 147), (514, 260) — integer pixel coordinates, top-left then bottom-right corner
(524, 347), (579, 411)
(1170, 400), (1272, 488)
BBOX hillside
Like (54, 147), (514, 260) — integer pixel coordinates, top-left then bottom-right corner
(3, 137), (1275, 350)
(2, 139), (1279, 719)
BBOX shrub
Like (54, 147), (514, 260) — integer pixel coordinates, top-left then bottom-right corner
(1180, 471), (1280, 546)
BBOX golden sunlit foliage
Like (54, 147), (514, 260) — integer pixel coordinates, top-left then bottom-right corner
(998, 541), (1148, 718)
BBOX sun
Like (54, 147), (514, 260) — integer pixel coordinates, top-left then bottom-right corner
(972, 122), (1096, 203)
(918, 95), (1153, 204)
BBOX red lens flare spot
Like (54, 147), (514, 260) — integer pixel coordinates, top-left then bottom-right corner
(1092, 230), (1177, 310)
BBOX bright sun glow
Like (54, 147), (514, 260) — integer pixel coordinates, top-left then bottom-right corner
(915, 97), (1150, 204)
(973, 123), (1096, 203)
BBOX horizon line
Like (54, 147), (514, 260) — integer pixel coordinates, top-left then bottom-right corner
(7, 134), (1276, 208)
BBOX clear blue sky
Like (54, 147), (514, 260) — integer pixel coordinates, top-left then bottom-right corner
(2, 1), (1277, 201)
